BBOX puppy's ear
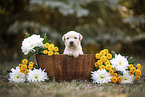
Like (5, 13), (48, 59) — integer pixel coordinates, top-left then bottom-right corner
(62, 34), (65, 41)
(79, 33), (83, 41)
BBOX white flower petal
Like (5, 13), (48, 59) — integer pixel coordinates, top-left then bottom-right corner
(21, 34), (44, 55)
(91, 69), (112, 84)
(27, 68), (49, 82)
(9, 66), (26, 83)
(110, 54), (129, 72)
(120, 71), (134, 84)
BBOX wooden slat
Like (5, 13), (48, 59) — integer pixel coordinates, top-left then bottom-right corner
(36, 54), (95, 81)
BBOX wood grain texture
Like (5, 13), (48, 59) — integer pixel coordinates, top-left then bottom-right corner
(36, 54), (95, 81)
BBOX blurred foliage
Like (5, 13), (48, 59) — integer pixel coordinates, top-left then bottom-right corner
(0, 0), (145, 61)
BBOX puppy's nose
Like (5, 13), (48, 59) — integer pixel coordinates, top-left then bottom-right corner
(70, 41), (74, 44)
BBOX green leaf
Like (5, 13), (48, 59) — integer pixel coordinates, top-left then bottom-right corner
(26, 53), (34, 59)
(34, 64), (39, 69)
(25, 33), (31, 38)
(111, 51), (116, 58)
(128, 57), (135, 64)
(115, 71), (123, 75)
(7, 70), (11, 73)
(43, 33), (48, 44)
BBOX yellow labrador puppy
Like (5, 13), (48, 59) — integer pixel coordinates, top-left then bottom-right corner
(62, 31), (84, 58)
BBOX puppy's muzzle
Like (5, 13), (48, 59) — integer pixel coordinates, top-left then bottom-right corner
(69, 41), (74, 47)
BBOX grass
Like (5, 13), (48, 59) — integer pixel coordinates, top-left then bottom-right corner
(0, 80), (145, 97)
(0, 56), (145, 97)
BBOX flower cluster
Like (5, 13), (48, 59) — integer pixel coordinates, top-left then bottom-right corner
(91, 49), (142, 84)
(27, 68), (48, 82)
(9, 33), (60, 83)
(9, 67), (26, 83)
(43, 43), (59, 56)
(128, 63), (141, 81)
(21, 34), (60, 58)
(9, 59), (49, 83)
(18, 59), (35, 75)
(21, 34), (44, 55)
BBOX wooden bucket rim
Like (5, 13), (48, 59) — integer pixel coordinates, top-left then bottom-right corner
(36, 54), (95, 56)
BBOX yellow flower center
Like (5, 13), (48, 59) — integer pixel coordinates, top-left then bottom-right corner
(35, 76), (38, 79)
(100, 75), (104, 79)
(124, 78), (127, 80)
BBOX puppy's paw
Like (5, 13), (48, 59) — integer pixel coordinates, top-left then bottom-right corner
(79, 53), (84, 55)
(68, 53), (73, 56)
(79, 51), (84, 55)
(73, 53), (79, 58)
(64, 50), (73, 56)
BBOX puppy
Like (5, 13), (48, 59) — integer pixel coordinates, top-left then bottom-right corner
(62, 31), (84, 58)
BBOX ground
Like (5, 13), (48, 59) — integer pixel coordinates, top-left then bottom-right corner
(0, 56), (145, 97)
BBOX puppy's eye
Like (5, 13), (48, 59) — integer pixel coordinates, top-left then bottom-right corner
(74, 37), (77, 39)
(67, 37), (69, 40)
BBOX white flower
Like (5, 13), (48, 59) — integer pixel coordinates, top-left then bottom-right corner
(121, 71), (134, 84)
(27, 68), (49, 82)
(110, 54), (129, 72)
(21, 34), (44, 55)
(91, 69), (112, 84)
(9, 66), (26, 83)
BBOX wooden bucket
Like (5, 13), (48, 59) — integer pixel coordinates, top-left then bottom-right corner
(36, 54), (95, 81)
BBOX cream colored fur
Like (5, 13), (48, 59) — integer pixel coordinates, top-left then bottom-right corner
(62, 31), (84, 58)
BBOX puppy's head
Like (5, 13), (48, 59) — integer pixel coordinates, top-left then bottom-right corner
(62, 31), (83, 49)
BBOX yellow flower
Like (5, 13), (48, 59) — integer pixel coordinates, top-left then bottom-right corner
(97, 60), (103, 66)
(99, 65), (105, 70)
(135, 69), (141, 76)
(100, 56), (107, 62)
(20, 69), (25, 73)
(111, 76), (117, 83)
(50, 43), (55, 47)
(106, 53), (112, 59)
(22, 59), (28, 64)
(95, 53), (100, 59)
(44, 43), (50, 49)
(101, 65), (106, 70)
(137, 63), (141, 69)
(21, 64), (27, 70)
(54, 47), (59, 52)
(29, 62), (34, 66)
(135, 76), (140, 81)
(48, 44), (55, 51)
(100, 50), (106, 56)
(128, 64), (133, 69)
(28, 62), (33, 70)
(94, 62), (98, 67)
(129, 71), (134, 76)
(109, 70), (114, 75)
(104, 59), (110, 63)
(28, 65), (33, 70)
(99, 65), (102, 70)
(24, 69), (29, 75)
(48, 51), (53, 56)
(130, 67), (136, 73)
(19, 64), (23, 69)
(112, 67), (115, 71)
(113, 73), (118, 77)
(104, 49), (109, 54)
(54, 52), (59, 55)
(117, 76), (122, 83)
(135, 69), (141, 73)
(106, 65), (112, 71)
(105, 60), (110, 65)
(43, 50), (48, 54)
(135, 72), (141, 76)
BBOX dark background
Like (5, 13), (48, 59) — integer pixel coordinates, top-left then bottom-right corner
(0, 0), (145, 62)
